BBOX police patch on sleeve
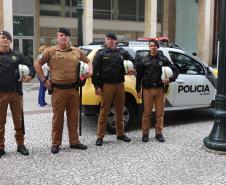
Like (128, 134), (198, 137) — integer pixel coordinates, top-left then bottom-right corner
(11, 56), (17, 61)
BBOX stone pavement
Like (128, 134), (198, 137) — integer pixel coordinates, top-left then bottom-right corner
(0, 82), (226, 185)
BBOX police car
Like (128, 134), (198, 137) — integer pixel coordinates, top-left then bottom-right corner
(80, 39), (216, 133)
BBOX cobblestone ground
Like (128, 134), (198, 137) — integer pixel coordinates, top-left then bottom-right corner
(0, 83), (226, 185)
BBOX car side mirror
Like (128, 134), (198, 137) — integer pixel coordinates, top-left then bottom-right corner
(192, 52), (197, 56)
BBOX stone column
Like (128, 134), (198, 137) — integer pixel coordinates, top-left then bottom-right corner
(2, 0), (13, 35)
(0, 0), (3, 30)
(198, 0), (215, 66)
(162, 0), (176, 42)
(35, 0), (40, 58)
(112, 0), (119, 20)
(83, 0), (93, 45)
(144, 0), (157, 37)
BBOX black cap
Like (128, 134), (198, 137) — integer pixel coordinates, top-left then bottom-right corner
(105, 32), (117, 40)
(149, 39), (159, 48)
(0, 31), (12, 41)
(57, 27), (70, 36)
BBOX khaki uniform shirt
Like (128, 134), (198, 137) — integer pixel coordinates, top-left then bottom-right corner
(41, 45), (89, 84)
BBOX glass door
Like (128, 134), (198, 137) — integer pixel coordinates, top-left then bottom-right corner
(13, 37), (34, 62)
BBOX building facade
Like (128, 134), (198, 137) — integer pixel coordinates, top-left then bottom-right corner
(0, 0), (220, 66)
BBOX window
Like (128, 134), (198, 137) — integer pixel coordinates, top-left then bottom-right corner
(157, 0), (163, 23)
(40, 0), (78, 17)
(138, 0), (144, 21)
(40, 0), (60, 4)
(93, 0), (111, 19)
(93, 0), (144, 22)
(169, 52), (204, 75)
(112, 0), (137, 21)
(13, 16), (34, 36)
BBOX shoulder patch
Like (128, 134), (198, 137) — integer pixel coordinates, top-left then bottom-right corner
(70, 46), (78, 50)
(11, 55), (17, 61)
(48, 46), (56, 53)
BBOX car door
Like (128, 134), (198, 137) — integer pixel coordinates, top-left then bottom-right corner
(169, 51), (215, 107)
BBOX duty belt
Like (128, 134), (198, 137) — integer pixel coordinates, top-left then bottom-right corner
(52, 82), (78, 89)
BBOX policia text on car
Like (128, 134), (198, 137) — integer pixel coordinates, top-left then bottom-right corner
(34, 27), (93, 154)
(0, 30), (35, 157)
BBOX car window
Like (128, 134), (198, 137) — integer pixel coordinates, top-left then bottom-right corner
(135, 50), (149, 59)
(135, 50), (149, 65)
(135, 50), (164, 59)
(119, 47), (135, 59)
(169, 52), (204, 75)
(80, 48), (92, 56)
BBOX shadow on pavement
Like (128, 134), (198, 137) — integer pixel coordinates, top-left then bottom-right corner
(83, 108), (215, 134)
(129, 108), (215, 132)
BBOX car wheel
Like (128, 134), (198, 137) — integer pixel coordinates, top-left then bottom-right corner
(107, 101), (135, 134)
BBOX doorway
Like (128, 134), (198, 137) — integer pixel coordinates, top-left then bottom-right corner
(13, 37), (34, 61)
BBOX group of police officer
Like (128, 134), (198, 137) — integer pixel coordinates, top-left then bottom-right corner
(0, 27), (178, 157)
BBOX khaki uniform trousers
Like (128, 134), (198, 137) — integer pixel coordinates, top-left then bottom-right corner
(0, 92), (24, 149)
(97, 83), (125, 138)
(51, 88), (80, 145)
(142, 87), (165, 135)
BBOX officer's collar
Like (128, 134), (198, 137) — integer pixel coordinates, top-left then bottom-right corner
(0, 48), (13, 54)
(149, 51), (161, 59)
(55, 44), (72, 51)
(104, 45), (119, 51)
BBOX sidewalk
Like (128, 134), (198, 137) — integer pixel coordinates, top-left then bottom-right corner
(1, 82), (226, 185)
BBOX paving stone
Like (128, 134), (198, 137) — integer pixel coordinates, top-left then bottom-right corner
(1, 83), (226, 185)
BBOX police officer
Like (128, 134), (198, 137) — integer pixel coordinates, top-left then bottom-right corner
(0, 31), (35, 157)
(92, 32), (135, 146)
(136, 39), (178, 142)
(34, 27), (93, 154)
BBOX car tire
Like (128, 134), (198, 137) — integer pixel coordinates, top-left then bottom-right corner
(107, 100), (135, 134)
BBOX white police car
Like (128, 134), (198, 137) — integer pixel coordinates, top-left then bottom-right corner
(126, 41), (216, 110)
(80, 40), (216, 133)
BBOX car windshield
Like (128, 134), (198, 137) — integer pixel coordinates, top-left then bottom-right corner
(80, 48), (92, 56)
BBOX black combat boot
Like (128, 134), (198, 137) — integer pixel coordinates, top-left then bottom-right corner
(70, 143), (87, 150)
(117, 135), (131, 142)
(142, 134), (149, 142)
(95, 138), (103, 146)
(0, 149), (6, 157)
(155, 134), (165, 142)
(17, 145), (29, 155)
(51, 145), (60, 154)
